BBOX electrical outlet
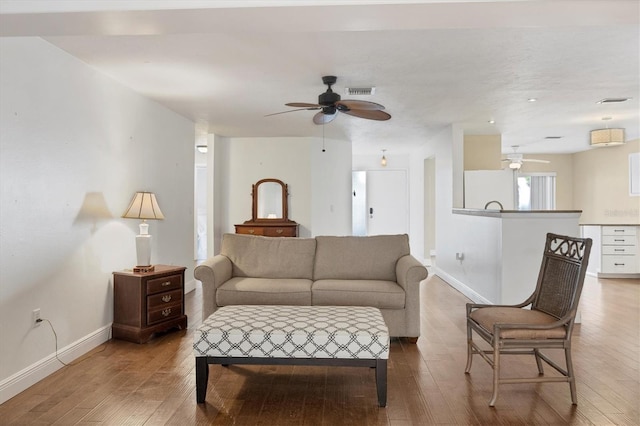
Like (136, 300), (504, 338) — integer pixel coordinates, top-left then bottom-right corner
(32, 309), (41, 327)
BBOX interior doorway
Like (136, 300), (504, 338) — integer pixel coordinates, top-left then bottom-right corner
(195, 165), (207, 261)
(424, 157), (436, 266)
(352, 170), (408, 236)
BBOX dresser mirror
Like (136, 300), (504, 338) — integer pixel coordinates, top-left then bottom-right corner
(252, 178), (289, 221)
(236, 178), (298, 237)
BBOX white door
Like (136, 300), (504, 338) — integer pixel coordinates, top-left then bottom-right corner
(366, 170), (408, 235)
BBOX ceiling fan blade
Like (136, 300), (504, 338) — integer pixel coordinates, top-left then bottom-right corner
(313, 111), (337, 125)
(286, 102), (322, 108)
(265, 108), (318, 117)
(522, 158), (550, 164)
(342, 109), (391, 121)
(336, 100), (385, 111)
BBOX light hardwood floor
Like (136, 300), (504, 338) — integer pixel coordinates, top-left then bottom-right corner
(1, 274), (638, 425)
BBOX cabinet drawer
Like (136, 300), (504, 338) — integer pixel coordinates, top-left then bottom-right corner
(147, 274), (182, 295)
(602, 235), (637, 246)
(602, 226), (637, 237)
(602, 255), (639, 274)
(263, 227), (296, 237)
(602, 245), (637, 255)
(147, 301), (182, 325)
(236, 227), (264, 236)
(147, 289), (183, 309)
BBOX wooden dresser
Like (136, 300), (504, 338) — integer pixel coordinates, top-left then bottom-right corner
(235, 221), (298, 237)
(112, 265), (188, 343)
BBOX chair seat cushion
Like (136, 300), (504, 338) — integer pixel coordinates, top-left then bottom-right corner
(470, 307), (567, 339)
(217, 277), (312, 306)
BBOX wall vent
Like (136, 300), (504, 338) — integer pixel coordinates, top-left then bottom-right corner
(345, 87), (376, 96)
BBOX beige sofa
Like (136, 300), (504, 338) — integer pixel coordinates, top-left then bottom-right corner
(194, 233), (428, 340)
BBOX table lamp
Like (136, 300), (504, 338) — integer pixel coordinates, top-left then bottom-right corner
(122, 192), (165, 272)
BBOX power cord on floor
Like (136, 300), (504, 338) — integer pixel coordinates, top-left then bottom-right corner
(38, 318), (111, 367)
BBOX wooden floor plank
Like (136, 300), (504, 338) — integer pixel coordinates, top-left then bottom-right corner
(0, 274), (637, 425)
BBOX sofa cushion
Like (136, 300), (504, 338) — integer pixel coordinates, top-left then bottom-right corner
(312, 279), (405, 309)
(216, 277), (312, 306)
(221, 233), (316, 279)
(313, 235), (410, 281)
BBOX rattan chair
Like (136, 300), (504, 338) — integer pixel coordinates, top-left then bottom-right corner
(465, 233), (592, 406)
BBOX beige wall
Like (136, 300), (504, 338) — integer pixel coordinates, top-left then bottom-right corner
(518, 154), (574, 210)
(573, 139), (640, 225)
(464, 135), (501, 170)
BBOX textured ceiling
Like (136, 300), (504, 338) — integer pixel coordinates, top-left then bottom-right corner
(1, 0), (638, 155)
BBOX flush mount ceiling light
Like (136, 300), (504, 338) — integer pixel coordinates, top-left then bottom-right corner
(527, 98), (537, 102)
(590, 117), (625, 147)
(196, 144), (208, 153)
(596, 97), (632, 104)
(488, 120), (495, 124)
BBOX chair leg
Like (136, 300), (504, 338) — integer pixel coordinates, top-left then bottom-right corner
(489, 339), (500, 407)
(565, 347), (578, 405)
(533, 348), (544, 375)
(465, 323), (473, 373)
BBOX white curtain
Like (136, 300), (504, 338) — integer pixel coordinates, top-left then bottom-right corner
(530, 175), (556, 210)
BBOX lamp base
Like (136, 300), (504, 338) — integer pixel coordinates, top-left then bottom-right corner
(133, 265), (155, 273)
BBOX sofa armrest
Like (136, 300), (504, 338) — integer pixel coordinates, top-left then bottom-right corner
(396, 255), (428, 291)
(194, 255), (233, 320)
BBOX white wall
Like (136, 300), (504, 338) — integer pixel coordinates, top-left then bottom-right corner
(210, 136), (351, 245)
(0, 37), (195, 403)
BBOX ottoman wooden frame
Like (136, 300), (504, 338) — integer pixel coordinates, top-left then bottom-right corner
(193, 305), (390, 407)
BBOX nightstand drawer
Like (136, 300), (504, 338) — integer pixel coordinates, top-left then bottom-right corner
(602, 226), (637, 237)
(147, 289), (183, 309)
(602, 235), (637, 246)
(147, 301), (182, 325)
(147, 274), (182, 295)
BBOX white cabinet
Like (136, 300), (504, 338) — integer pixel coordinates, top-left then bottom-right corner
(601, 226), (639, 276)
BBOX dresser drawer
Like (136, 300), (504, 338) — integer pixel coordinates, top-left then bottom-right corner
(147, 288), (183, 309)
(147, 301), (182, 325)
(602, 235), (637, 246)
(263, 227), (297, 237)
(602, 226), (637, 237)
(147, 274), (182, 295)
(236, 226), (265, 235)
(602, 255), (639, 274)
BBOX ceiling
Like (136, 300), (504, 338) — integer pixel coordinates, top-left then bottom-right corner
(1, 0), (638, 156)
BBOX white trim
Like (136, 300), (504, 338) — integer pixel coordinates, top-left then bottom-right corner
(432, 267), (492, 304)
(0, 325), (111, 404)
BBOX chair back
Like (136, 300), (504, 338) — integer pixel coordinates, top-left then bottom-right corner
(531, 233), (592, 320)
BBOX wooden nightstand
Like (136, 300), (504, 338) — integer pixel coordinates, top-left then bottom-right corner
(112, 265), (188, 343)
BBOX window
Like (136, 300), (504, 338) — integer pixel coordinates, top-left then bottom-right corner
(517, 173), (556, 210)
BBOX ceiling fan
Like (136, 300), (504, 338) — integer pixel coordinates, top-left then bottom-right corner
(502, 146), (550, 169)
(266, 75), (391, 124)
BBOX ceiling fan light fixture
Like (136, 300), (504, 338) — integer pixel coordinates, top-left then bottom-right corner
(509, 161), (522, 170)
(590, 128), (625, 147)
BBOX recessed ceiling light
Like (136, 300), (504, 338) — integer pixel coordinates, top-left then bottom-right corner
(597, 98), (631, 104)
(488, 120), (495, 124)
(527, 98), (537, 102)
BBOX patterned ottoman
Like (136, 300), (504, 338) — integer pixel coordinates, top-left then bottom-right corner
(193, 305), (390, 407)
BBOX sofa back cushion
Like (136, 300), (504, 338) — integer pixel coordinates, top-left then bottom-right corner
(221, 233), (316, 279)
(314, 234), (410, 281)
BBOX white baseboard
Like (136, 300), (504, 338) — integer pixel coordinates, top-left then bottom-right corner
(185, 278), (197, 293)
(0, 324), (111, 404)
(432, 267), (492, 305)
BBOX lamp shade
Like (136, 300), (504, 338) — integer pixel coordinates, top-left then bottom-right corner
(122, 192), (165, 220)
(590, 128), (625, 147)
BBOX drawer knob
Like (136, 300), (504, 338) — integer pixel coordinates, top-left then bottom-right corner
(276, 229), (283, 234)
(248, 229), (255, 234)
(162, 294), (172, 302)
(162, 308), (172, 317)
(161, 281), (171, 287)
